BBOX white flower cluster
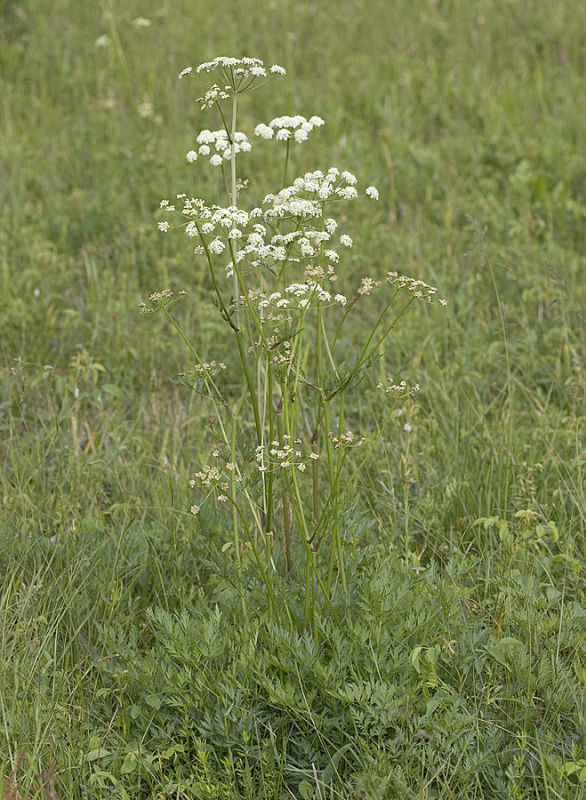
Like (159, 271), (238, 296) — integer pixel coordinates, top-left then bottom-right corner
(159, 192), (358, 286)
(186, 129), (252, 166)
(254, 115), (325, 143)
(261, 169), (373, 219)
(227, 225), (351, 282)
(164, 197), (248, 256)
(257, 282), (347, 313)
(180, 57), (286, 94)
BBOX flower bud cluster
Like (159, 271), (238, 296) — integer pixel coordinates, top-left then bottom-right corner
(179, 360), (227, 379)
(196, 84), (230, 110)
(254, 115), (325, 143)
(357, 277), (382, 296)
(255, 436), (320, 473)
(327, 430), (366, 449)
(376, 378), (420, 397)
(139, 287), (187, 313)
(149, 288), (172, 302)
(386, 272), (447, 304)
(188, 451), (242, 511)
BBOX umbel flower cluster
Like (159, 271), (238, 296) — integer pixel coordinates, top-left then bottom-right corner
(150, 56), (445, 621)
(255, 115), (325, 143)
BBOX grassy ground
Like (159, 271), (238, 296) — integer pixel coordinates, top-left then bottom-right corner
(1, 0), (585, 797)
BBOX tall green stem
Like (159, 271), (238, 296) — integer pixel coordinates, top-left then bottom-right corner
(266, 358), (275, 534)
(282, 138), (291, 188)
(231, 92), (239, 323)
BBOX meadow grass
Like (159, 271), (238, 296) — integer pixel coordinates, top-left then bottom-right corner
(0, 0), (585, 797)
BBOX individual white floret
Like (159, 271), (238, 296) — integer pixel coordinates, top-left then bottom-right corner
(284, 283), (309, 296)
(208, 238), (225, 254)
(366, 185), (379, 199)
(297, 237), (314, 257)
(247, 232), (264, 248)
(186, 150), (198, 163)
(336, 186), (358, 199)
(341, 171), (357, 185)
(339, 234), (353, 247)
(197, 129), (216, 144)
(209, 155), (223, 166)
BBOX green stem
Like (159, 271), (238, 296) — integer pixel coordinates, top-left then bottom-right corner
(282, 138), (291, 189)
(334, 392), (347, 591)
(196, 223), (238, 331)
(230, 92), (239, 325)
(276, 405), (291, 573)
(228, 241), (269, 348)
(235, 332), (262, 443)
(230, 415), (240, 566)
(266, 357), (275, 534)
(226, 492), (283, 626)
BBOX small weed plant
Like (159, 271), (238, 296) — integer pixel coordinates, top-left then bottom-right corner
(146, 56), (445, 625)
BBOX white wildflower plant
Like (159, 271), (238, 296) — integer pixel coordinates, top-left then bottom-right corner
(147, 55), (446, 628)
